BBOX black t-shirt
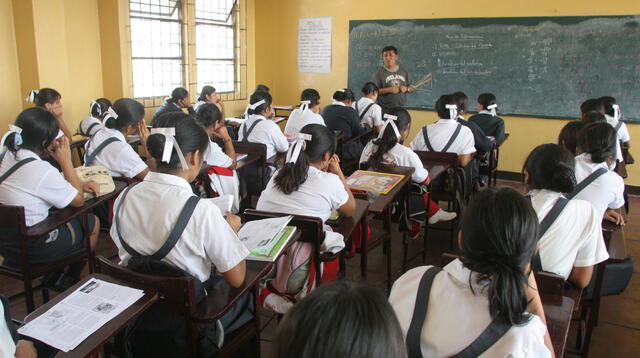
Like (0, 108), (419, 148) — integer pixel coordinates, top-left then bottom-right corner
(372, 65), (410, 109)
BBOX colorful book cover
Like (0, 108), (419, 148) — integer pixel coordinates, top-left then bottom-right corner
(346, 170), (405, 194)
(248, 226), (297, 262)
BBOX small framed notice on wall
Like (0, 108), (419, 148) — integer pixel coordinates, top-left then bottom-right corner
(298, 17), (332, 73)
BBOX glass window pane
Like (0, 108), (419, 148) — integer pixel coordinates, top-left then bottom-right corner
(131, 18), (181, 58)
(197, 59), (234, 93)
(195, 0), (235, 23)
(196, 24), (234, 59)
(132, 59), (183, 98)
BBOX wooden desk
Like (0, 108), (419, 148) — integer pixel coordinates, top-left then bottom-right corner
(602, 219), (627, 262)
(362, 166), (414, 214)
(329, 199), (370, 277)
(423, 158), (452, 182)
(235, 153), (261, 170)
(23, 274), (158, 358)
(26, 181), (127, 238)
(489, 132), (510, 186)
(273, 106), (294, 119)
(541, 292), (575, 356)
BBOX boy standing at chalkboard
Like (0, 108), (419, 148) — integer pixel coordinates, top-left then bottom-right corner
(372, 46), (414, 110)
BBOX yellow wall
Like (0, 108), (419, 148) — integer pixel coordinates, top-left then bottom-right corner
(0, 0), (22, 129)
(255, 0), (640, 184)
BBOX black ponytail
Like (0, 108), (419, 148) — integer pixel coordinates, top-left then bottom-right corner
(90, 98), (113, 119)
(332, 89), (355, 102)
(435, 94), (456, 119)
(451, 91), (469, 114)
(478, 93), (497, 110)
(558, 121), (585, 156)
(197, 85), (216, 102)
(104, 98), (145, 130)
(32, 88), (61, 108)
(247, 91), (272, 116)
(363, 107), (410, 169)
(3, 107), (59, 155)
(577, 122), (617, 164)
(147, 112), (208, 172)
(274, 124), (336, 195)
(361, 82), (378, 96)
(195, 103), (223, 129)
(523, 143), (576, 193)
(459, 187), (538, 325)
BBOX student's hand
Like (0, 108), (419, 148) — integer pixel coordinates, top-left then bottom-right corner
(226, 212), (242, 232)
(138, 121), (150, 147)
(212, 125), (231, 141)
(15, 340), (37, 358)
(407, 86), (415, 93)
(389, 86), (400, 94)
(82, 181), (101, 196)
(399, 86), (408, 93)
(604, 209), (626, 226)
(327, 154), (343, 175)
(50, 136), (72, 165)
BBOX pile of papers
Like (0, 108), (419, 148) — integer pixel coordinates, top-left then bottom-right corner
(238, 216), (297, 262)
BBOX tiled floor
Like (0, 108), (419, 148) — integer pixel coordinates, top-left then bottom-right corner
(2, 179), (639, 357)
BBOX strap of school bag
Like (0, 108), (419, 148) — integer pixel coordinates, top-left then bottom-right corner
(525, 195), (570, 272)
(359, 103), (375, 120)
(0, 154), (36, 185)
(84, 137), (120, 166)
(406, 266), (442, 358)
(241, 118), (263, 142)
(566, 167), (608, 200)
(84, 122), (101, 137)
(114, 183), (201, 260)
(421, 127), (436, 152)
(441, 124), (462, 153)
(615, 121), (623, 132)
(452, 319), (512, 358)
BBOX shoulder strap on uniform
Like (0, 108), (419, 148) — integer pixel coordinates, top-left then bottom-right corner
(0, 157), (36, 185)
(567, 167), (608, 200)
(441, 124), (462, 153)
(114, 184), (143, 257)
(242, 118), (263, 142)
(359, 103), (375, 120)
(615, 121), (623, 132)
(406, 266), (443, 358)
(452, 318), (512, 358)
(84, 137), (120, 166)
(532, 196), (570, 272)
(421, 126), (436, 152)
(85, 122), (101, 137)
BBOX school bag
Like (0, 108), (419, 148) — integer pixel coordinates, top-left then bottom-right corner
(112, 184), (223, 358)
(406, 267), (512, 358)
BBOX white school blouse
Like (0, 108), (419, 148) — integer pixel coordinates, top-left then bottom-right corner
(84, 128), (148, 178)
(573, 153), (625, 219)
(389, 260), (551, 358)
(238, 115), (289, 159)
(0, 303), (15, 358)
(352, 97), (383, 128)
(528, 189), (608, 279)
(110, 172), (248, 282)
(359, 141), (429, 184)
(256, 166), (349, 223)
(605, 114), (631, 143)
(410, 119), (476, 155)
(204, 139), (233, 168)
(284, 108), (326, 136)
(0, 149), (77, 226)
(78, 116), (103, 137)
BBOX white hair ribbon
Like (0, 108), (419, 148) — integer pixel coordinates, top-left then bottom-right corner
(150, 127), (189, 170)
(248, 99), (266, 111)
(286, 133), (312, 163)
(90, 100), (102, 116)
(4, 125), (23, 147)
(25, 90), (39, 103)
(445, 104), (458, 120)
(337, 89), (346, 93)
(300, 100), (311, 112)
(487, 104), (498, 116)
(379, 114), (400, 140)
(612, 104), (621, 121)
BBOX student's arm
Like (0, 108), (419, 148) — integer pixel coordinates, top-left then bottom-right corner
(604, 209), (625, 226)
(526, 271), (556, 358)
(568, 266), (594, 289)
(213, 126), (237, 170)
(221, 213), (246, 288)
(328, 154), (356, 217)
(217, 99), (226, 123)
(378, 86), (400, 95)
(495, 118), (506, 145)
(15, 340), (37, 358)
(133, 168), (150, 182)
(50, 136), (99, 207)
(57, 117), (73, 141)
(458, 153), (473, 167)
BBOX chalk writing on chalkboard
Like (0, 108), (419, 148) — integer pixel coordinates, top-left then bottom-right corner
(348, 16), (640, 122)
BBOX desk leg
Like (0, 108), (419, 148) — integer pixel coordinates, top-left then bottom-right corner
(385, 207), (392, 293)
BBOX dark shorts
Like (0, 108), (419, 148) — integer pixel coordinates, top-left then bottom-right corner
(0, 214), (97, 267)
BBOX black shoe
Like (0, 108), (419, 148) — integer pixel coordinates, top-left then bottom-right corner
(54, 273), (80, 292)
(41, 272), (62, 289)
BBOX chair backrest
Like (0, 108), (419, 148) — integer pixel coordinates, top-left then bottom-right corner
(413, 151), (459, 170)
(242, 210), (324, 283)
(96, 256), (198, 315)
(0, 205), (27, 235)
(534, 271), (566, 296)
(71, 138), (88, 165)
(233, 141), (267, 161)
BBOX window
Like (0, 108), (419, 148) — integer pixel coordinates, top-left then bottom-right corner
(129, 0), (183, 98)
(128, 0), (246, 101)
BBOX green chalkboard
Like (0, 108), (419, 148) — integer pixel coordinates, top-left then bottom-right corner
(348, 16), (640, 122)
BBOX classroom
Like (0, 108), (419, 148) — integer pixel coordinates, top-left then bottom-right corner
(0, 0), (638, 357)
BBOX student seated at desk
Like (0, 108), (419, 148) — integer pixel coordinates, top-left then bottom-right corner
(524, 144), (608, 288)
(558, 121), (585, 155)
(151, 87), (196, 126)
(0, 108), (101, 291)
(284, 88), (326, 137)
(84, 98), (150, 181)
(353, 82), (384, 133)
(111, 117), (252, 354)
(410, 94), (475, 167)
(77, 98), (112, 137)
(272, 281), (406, 358)
(468, 92), (507, 146)
(573, 122), (625, 224)
(322, 88), (369, 163)
(238, 91), (288, 160)
(1, 295), (40, 358)
(389, 187), (554, 357)
(359, 108), (456, 234)
(25, 88), (73, 140)
(195, 103), (241, 212)
(193, 85), (225, 116)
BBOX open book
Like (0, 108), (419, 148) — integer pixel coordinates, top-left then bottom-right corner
(74, 166), (115, 200)
(346, 170), (405, 194)
(237, 216), (297, 262)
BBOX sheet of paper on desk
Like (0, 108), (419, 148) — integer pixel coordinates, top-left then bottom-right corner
(18, 278), (144, 352)
(226, 117), (245, 124)
(273, 105), (294, 110)
(236, 153), (248, 161)
(273, 117), (286, 124)
(237, 215), (293, 251)
(207, 194), (234, 214)
(74, 166), (115, 200)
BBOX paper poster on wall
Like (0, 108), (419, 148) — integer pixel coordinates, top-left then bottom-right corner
(298, 17), (332, 74)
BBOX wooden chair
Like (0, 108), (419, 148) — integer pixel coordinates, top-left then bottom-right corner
(71, 138), (89, 166)
(242, 210), (328, 286)
(233, 141), (267, 210)
(96, 256), (260, 358)
(0, 205), (94, 313)
(337, 128), (374, 172)
(351, 192), (391, 283)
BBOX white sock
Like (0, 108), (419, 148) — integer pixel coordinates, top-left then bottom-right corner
(428, 209), (457, 225)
